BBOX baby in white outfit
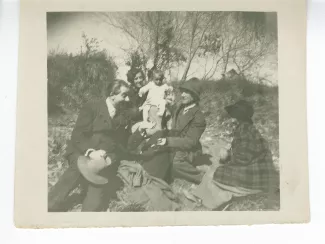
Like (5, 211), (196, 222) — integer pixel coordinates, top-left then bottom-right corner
(138, 70), (172, 123)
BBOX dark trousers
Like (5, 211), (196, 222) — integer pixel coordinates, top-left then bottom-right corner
(172, 156), (204, 185)
(141, 153), (173, 184)
(48, 156), (122, 212)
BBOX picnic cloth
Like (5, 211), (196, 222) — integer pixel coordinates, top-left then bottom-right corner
(117, 161), (180, 211)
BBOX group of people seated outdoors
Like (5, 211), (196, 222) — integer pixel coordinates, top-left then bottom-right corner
(48, 68), (279, 212)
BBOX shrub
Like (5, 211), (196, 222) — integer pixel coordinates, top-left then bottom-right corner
(47, 36), (118, 115)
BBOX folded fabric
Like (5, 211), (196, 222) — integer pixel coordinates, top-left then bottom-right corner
(117, 161), (180, 211)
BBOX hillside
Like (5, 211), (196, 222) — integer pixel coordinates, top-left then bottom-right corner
(48, 77), (279, 211)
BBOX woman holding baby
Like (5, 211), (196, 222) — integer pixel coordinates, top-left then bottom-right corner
(126, 69), (147, 108)
(125, 68), (175, 182)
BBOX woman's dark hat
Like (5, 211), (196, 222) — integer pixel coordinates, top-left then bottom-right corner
(225, 100), (254, 120)
(179, 77), (202, 101)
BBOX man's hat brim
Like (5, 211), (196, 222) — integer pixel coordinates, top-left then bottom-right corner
(179, 86), (200, 101)
(77, 156), (108, 185)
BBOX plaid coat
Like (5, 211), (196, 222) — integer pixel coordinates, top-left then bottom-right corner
(213, 121), (279, 191)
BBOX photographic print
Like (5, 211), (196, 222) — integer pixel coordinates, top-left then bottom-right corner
(47, 11), (280, 212)
(15, 0), (308, 228)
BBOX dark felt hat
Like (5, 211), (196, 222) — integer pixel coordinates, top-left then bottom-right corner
(179, 77), (202, 101)
(77, 154), (115, 185)
(225, 100), (254, 120)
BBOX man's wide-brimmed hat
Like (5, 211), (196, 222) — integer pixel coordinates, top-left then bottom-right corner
(179, 77), (202, 101)
(77, 154), (115, 185)
(225, 100), (254, 120)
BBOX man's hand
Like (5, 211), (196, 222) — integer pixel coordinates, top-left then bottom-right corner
(157, 138), (167, 146)
(89, 150), (107, 160)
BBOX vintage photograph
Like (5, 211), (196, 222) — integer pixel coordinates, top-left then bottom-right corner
(47, 11), (280, 212)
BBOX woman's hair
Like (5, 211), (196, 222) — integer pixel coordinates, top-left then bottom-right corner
(106, 79), (130, 97)
(126, 68), (145, 84)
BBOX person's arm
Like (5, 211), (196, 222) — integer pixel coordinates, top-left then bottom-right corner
(127, 129), (147, 151)
(167, 129), (180, 137)
(69, 102), (94, 155)
(139, 130), (170, 160)
(163, 84), (173, 93)
(166, 113), (206, 150)
(139, 82), (152, 97)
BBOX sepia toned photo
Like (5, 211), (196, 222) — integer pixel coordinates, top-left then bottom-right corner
(47, 11), (280, 212)
(15, 0), (309, 228)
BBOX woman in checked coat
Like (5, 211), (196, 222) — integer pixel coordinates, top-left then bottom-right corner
(192, 100), (280, 209)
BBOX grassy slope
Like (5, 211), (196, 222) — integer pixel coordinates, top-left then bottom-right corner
(48, 78), (280, 211)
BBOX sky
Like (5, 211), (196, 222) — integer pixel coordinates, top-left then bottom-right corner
(47, 12), (278, 84)
(47, 12), (133, 80)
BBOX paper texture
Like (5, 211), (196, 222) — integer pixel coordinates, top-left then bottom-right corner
(15, 0), (309, 228)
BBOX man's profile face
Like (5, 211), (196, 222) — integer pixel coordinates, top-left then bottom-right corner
(180, 89), (195, 105)
(112, 86), (130, 106)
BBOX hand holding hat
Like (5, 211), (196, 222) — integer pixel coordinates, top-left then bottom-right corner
(77, 150), (115, 185)
(89, 149), (107, 160)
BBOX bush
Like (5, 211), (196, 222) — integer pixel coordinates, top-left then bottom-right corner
(47, 38), (118, 115)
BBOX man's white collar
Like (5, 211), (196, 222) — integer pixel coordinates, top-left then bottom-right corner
(183, 103), (196, 114)
(105, 97), (116, 118)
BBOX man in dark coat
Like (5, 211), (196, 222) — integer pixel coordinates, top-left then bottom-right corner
(48, 79), (136, 212)
(157, 78), (207, 184)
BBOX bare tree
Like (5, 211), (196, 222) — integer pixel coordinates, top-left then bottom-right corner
(198, 13), (276, 80)
(180, 12), (224, 81)
(96, 12), (276, 82)
(97, 12), (186, 76)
